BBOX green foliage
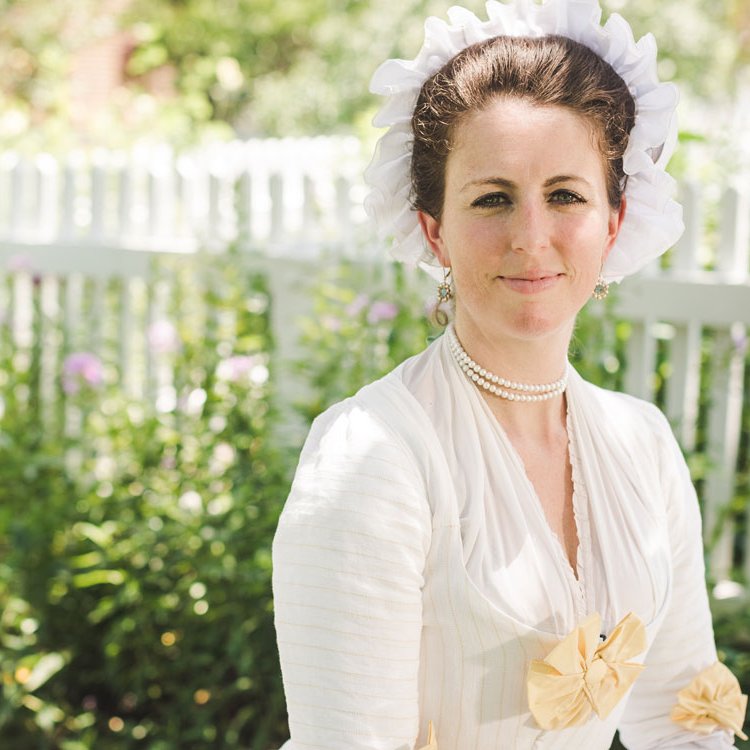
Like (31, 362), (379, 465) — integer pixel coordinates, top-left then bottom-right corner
(1, 0), (747, 145)
(713, 599), (750, 749)
(0, 249), (290, 748)
(292, 260), (442, 421)
(1, 253), (748, 747)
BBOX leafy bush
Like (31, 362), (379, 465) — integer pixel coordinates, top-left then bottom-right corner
(1, 253), (747, 748)
(0, 249), (290, 748)
(713, 599), (750, 749)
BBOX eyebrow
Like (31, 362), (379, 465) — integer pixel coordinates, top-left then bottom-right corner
(460, 175), (591, 192)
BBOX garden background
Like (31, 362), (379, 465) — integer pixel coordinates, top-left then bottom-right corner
(1, 0), (749, 748)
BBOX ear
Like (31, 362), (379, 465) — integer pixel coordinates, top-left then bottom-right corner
(418, 210), (450, 267)
(602, 196), (627, 264)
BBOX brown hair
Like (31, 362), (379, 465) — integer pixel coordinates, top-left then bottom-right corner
(411, 35), (635, 218)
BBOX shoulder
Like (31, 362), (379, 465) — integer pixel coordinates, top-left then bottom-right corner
(288, 361), (437, 521)
(300, 344), (440, 471)
(574, 372), (674, 445)
(303, 368), (417, 462)
(571, 372), (688, 492)
(277, 369), (433, 553)
(573, 373), (692, 502)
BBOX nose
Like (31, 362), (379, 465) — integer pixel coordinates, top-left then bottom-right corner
(509, 200), (550, 254)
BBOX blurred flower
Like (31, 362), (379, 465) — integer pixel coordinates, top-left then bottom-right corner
(216, 57), (244, 91)
(184, 387), (207, 416)
(217, 355), (254, 382)
(367, 300), (398, 324)
(216, 354), (268, 385)
(95, 456), (117, 481)
(160, 455), (177, 470)
(249, 363), (269, 385)
(147, 320), (181, 354)
(178, 490), (202, 514)
(6, 254), (42, 286)
(62, 352), (104, 395)
(210, 442), (235, 474)
(6, 254), (33, 273)
(156, 386), (177, 413)
(322, 314), (342, 332)
(213, 442), (235, 466)
(346, 294), (370, 317)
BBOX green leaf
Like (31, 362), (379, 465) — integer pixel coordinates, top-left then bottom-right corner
(71, 569), (126, 588)
(21, 652), (67, 693)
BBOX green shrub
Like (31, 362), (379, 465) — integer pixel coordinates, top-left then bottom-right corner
(0, 249), (290, 749)
(1, 253), (747, 749)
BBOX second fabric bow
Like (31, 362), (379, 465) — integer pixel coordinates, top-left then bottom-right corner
(527, 611), (647, 730)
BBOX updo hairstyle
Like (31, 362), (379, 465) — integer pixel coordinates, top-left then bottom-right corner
(411, 35), (636, 219)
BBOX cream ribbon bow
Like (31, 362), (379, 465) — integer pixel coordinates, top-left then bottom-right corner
(527, 611), (647, 730)
(671, 661), (748, 740)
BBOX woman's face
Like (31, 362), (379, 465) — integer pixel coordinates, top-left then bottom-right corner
(419, 97), (624, 347)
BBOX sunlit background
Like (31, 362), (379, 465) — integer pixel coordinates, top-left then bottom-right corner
(1, 1), (749, 748)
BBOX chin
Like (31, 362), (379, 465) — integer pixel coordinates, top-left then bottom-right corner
(506, 310), (573, 341)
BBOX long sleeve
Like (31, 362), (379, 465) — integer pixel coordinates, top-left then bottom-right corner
(617, 407), (740, 748)
(272, 400), (432, 750)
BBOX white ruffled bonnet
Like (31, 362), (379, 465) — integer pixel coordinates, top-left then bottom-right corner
(363, 0), (684, 283)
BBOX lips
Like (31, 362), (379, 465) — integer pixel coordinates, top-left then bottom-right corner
(498, 271), (564, 294)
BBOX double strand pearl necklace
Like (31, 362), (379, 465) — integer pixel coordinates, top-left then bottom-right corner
(446, 324), (568, 402)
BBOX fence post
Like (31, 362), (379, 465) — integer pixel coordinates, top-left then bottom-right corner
(623, 318), (656, 401)
(718, 184), (750, 278)
(91, 155), (107, 242)
(60, 158), (77, 241)
(664, 320), (702, 451)
(269, 173), (284, 246)
(672, 181), (703, 272)
(703, 324), (746, 582)
(37, 154), (60, 242)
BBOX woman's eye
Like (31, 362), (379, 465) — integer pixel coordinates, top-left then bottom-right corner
(550, 189), (586, 205)
(471, 192), (510, 208)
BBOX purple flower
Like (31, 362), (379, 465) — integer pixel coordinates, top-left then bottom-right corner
(322, 315), (342, 332)
(147, 320), (181, 354)
(216, 354), (267, 385)
(367, 300), (398, 324)
(346, 294), (370, 317)
(62, 352), (104, 395)
(6, 254), (42, 286)
(7, 255), (33, 273)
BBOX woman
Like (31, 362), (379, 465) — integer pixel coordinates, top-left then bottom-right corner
(272, 1), (748, 748)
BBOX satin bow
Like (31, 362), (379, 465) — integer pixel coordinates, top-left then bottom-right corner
(671, 661), (748, 740)
(527, 611), (647, 730)
(416, 720), (437, 749)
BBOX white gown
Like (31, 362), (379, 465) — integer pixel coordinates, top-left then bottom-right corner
(272, 332), (737, 749)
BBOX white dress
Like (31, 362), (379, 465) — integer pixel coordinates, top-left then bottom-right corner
(272, 332), (737, 749)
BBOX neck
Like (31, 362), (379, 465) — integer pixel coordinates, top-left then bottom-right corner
(452, 316), (572, 384)
(449, 316), (573, 437)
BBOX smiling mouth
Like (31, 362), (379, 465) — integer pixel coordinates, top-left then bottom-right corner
(498, 273), (564, 294)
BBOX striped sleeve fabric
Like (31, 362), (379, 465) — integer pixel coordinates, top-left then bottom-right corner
(617, 406), (736, 749)
(272, 400), (432, 750)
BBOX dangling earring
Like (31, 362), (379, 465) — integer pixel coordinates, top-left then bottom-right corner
(437, 267), (454, 303)
(592, 275), (609, 300)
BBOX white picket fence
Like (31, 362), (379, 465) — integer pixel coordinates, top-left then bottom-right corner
(0, 138), (748, 592)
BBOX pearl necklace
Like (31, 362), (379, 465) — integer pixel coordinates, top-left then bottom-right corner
(446, 324), (568, 402)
